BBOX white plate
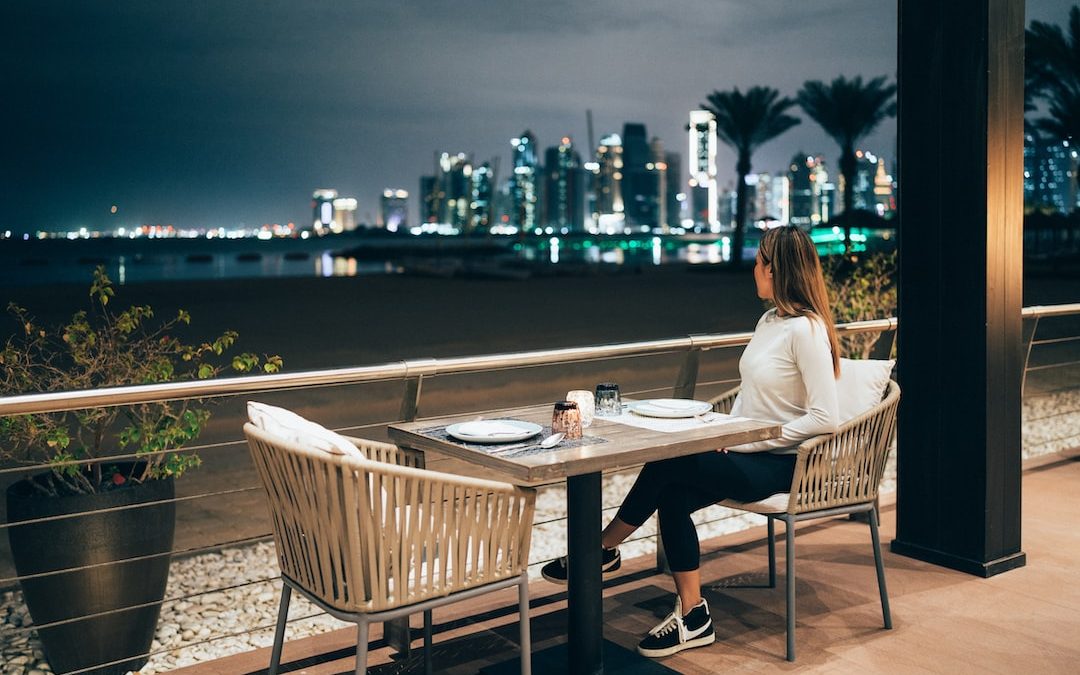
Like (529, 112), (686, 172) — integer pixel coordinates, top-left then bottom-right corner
(446, 419), (543, 444)
(628, 399), (713, 419)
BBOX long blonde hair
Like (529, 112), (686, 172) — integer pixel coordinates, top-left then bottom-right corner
(758, 226), (840, 377)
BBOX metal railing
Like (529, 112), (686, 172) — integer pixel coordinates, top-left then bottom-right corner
(1, 306), (1078, 674)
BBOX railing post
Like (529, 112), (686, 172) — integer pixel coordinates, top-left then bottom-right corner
(870, 329), (897, 361)
(386, 374), (426, 658)
(1020, 316), (1039, 398)
(673, 345), (701, 399)
(399, 375), (425, 423)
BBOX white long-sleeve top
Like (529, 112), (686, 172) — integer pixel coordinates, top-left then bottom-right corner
(728, 308), (840, 454)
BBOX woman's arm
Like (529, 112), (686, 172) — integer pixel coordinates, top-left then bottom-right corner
(727, 317), (840, 453)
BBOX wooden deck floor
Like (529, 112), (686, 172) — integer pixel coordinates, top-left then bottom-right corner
(171, 455), (1080, 674)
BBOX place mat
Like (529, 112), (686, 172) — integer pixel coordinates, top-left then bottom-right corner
(417, 424), (608, 459)
(602, 411), (752, 434)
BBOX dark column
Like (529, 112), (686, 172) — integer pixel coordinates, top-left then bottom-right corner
(892, 0), (1026, 577)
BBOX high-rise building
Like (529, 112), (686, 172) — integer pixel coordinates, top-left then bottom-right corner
(439, 152), (473, 230)
(688, 110), (720, 231)
(664, 151), (683, 229)
(332, 197), (358, 232)
(420, 175), (441, 224)
(380, 189), (408, 232)
(511, 131), (540, 231)
(649, 137), (668, 232)
(544, 137), (586, 232)
(750, 173), (790, 226)
(622, 122), (659, 228)
(310, 189), (359, 234)
(470, 162), (494, 232)
(312, 189), (338, 234)
(849, 150), (878, 212)
(1025, 133), (1077, 214)
(593, 133), (624, 233)
(788, 153), (833, 226)
(872, 157), (896, 215)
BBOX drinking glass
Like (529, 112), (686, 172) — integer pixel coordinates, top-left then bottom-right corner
(551, 400), (583, 440)
(594, 382), (622, 417)
(566, 390), (595, 427)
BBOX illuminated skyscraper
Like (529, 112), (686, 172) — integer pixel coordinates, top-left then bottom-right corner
(543, 137), (585, 232)
(845, 149), (893, 215)
(593, 133), (624, 233)
(788, 153), (832, 226)
(688, 110), (719, 231)
(511, 131), (540, 230)
(439, 152), (473, 230)
(649, 137), (668, 231)
(380, 189), (408, 232)
(332, 197), (358, 232)
(750, 173), (790, 226)
(1025, 133), (1077, 214)
(311, 189), (337, 234)
(471, 162), (494, 232)
(872, 157), (896, 215)
(664, 151), (683, 229)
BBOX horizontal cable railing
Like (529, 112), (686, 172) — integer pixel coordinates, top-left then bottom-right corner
(3, 306), (1078, 675)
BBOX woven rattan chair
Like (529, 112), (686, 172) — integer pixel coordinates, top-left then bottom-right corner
(708, 379), (900, 661)
(244, 424), (536, 675)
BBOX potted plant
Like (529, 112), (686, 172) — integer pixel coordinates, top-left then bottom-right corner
(0, 267), (281, 675)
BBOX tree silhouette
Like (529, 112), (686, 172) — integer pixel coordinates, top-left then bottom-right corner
(1026, 5), (1080, 143)
(702, 87), (800, 266)
(797, 75), (896, 250)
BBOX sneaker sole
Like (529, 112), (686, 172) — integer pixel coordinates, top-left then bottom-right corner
(637, 631), (715, 658)
(541, 559), (622, 586)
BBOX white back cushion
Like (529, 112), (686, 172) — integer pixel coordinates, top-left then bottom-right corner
(836, 358), (894, 423)
(247, 401), (365, 460)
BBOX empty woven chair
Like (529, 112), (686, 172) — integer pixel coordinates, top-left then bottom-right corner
(708, 378), (900, 661)
(244, 421), (536, 674)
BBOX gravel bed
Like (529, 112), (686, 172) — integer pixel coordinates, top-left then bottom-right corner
(2, 391), (1077, 675)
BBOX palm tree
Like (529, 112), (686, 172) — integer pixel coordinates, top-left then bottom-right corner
(797, 76), (896, 250)
(1026, 5), (1080, 142)
(702, 86), (800, 266)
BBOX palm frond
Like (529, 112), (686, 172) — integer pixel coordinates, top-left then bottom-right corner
(1027, 5), (1080, 142)
(797, 75), (897, 150)
(702, 85), (801, 157)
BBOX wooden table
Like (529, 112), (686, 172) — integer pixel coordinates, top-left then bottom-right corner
(389, 402), (781, 675)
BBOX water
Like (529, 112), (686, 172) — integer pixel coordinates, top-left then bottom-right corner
(1, 228), (896, 287)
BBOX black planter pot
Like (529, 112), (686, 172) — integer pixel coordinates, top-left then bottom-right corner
(6, 465), (176, 675)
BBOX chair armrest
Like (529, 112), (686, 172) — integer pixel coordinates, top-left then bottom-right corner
(708, 386), (741, 414)
(342, 458), (537, 611)
(344, 435), (425, 468)
(788, 381), (900, 514)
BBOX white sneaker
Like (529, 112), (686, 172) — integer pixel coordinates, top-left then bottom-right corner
(637, 597), (716, 658)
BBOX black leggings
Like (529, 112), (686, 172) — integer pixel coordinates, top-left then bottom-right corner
(614, 451), (797, 572)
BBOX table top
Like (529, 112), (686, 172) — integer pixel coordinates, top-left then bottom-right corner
(388, 402), (782, 486)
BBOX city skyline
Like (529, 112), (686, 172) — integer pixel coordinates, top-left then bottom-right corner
(2, 0), (1065, 232)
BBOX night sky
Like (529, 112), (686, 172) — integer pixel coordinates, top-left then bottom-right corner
(1, 1), (1064, 232)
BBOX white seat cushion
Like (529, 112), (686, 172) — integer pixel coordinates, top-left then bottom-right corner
(247, 401), (366, 460)
(836, 358), (894, 423)
(719, 494), (790, 514)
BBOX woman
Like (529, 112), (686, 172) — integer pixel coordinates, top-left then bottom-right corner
(541, 225), (841, 658)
